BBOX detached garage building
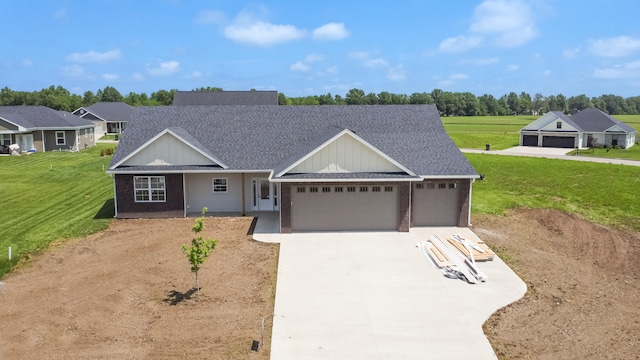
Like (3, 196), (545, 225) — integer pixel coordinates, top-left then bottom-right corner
(107, 105), (479, 233)
(520, 108), (637, 149)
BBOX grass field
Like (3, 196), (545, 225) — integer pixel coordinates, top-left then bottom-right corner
(444, 114), (640, 153)
(0, 144), (115, 278)
(467, 153), (640, 231)
(442, 115), (537, 150)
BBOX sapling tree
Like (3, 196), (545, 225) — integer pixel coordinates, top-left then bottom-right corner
(182, 207), (218, 296)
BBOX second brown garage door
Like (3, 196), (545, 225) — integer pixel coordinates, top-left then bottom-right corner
(291, 184), (398, 231)
(412, 182), (461, 226)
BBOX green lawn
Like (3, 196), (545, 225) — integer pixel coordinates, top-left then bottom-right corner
(467, 153), (640, 231)
(443, 115), (537, 150)
(0, 144), (115, 278)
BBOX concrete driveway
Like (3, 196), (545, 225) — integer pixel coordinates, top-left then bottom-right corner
(461, 146), (640, 167)
(264, 228), (526, 359)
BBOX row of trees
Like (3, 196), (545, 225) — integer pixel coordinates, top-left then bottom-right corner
(282, 89), (640, 116)
(1, 85), (639, 116)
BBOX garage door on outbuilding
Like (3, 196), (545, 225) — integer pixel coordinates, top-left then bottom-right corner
(542, 135), (576, 148)
(290, 184), (398, 231)
(412, 181), (461, 226)
(521, 134), (538, 147)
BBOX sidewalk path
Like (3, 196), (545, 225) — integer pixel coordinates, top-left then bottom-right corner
(461, 146), (640, 167)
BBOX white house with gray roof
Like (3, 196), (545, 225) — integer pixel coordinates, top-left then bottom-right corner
(520, 107), (637, 149)
(0, 105), (96, 154)
(106, 105), (479, 233)
(73, 102), (133, 137)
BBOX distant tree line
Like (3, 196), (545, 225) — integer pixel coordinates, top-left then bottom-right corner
(1, 85), (639, 116)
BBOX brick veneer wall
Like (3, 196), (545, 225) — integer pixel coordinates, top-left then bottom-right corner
(115, 174), (184, 218)
(457, 179), (472, 227)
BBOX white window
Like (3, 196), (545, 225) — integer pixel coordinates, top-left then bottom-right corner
(56, 131), (66, 145)
(134, 176), (166, 202)
(556, 121), (562, 129)
(212, 178), (228, 192)
(1, 134), (10, 146)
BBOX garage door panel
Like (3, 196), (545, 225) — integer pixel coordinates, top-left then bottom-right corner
(542, 136), (575, 148)
(291, 185), (397, 231)
(522, 135), (538, 146)
(412, 183), (460, 226)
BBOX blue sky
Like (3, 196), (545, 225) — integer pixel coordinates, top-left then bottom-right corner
(2, 0), (640, 98)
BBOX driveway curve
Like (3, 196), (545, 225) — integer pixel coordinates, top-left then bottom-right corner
(268, 229), (526, 360)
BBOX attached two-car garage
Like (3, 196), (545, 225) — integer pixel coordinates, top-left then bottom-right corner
(289, 181), (465, 231)
(290, 184), (398, 231)
(521, 133), (577, 148)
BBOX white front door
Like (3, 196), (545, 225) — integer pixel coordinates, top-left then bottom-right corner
(252, 178), (275, 211)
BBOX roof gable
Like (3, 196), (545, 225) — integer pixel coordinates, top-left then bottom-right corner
(521, 111), (582, 132)
(75, 102), (133, 121)
(114, 128), (227, 168)
(277, 129), (410, 177)
(0, 106), (93, 129)
(571, 107), (636, 133)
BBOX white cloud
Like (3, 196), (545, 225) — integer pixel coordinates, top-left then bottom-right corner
(195, 10), (227, 25)
(387, 66), (406, 81)
(470, 0), (538, 47)
(592, 60), (640, 79)
(102, 74), (119, 80)
(348, 51), (370, 60)
(68, 49), (121, 63)
(506, 64), (519, 71)
(60, 64), (92, 78)
(146, 60), (181, 76)
(21, 59), (33, 67)
(543, 70), (551, 77)
(186, 71), (203, 79)
(449, 73), (469, 80)
(305, 53), (325, 63)
(589, 36), (640, 57)
(363, 58), (388, 68)
(563, 48), (580, 58)
(132, 72), (145, 81)
(313, 22), (350, 41)
(457, 57), (500, 66)
(438, 35), (483, 53)
(53, 8), (66, 19)
(290, 61), (310, 72)
(224, 20), (306, 46)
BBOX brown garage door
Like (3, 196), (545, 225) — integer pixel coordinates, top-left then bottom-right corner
(542, 136), (575, 148)
(522, 135), (538, 146)
(412, 182), (460, 226)
(291, 185), (398, 231)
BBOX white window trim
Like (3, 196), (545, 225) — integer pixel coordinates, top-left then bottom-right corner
(134, 176), (166, 203)
(56, 131), (66, 145)
(212, 178), (228, 193)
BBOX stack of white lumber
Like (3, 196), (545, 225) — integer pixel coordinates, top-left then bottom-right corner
(416, 233), (493, 284)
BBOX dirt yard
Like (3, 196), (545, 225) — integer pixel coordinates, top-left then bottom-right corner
(475, 209), (640, 360)
(0, 217), (279, 359)
(1, 209), (639, 359)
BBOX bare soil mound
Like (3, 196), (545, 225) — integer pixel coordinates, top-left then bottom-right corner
(0, 217), (278, 359)
(475, 208), (640, 360)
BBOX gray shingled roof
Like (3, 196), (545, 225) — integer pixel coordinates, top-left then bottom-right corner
(109, 105), (478, 178)
(571, 107), (636, 133)
(0, 106), (94, 129)
(172, 91), (279, 105)
(79, 102), (133, 121)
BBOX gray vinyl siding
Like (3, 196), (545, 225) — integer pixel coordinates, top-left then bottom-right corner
(185, 173), (243, 213)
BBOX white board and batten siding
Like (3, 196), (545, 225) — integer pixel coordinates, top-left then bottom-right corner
(291, 133), (402, 173)
(122, 133), (215, 166)
(185, 173), (243, 213)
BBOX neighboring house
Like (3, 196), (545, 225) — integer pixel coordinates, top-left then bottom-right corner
(73, 102), (133, 137)
(520, 107), (637, 149)
(0, 106), (96, 153)
(172, 90), (279, 105)
(106, 105), (479, 233)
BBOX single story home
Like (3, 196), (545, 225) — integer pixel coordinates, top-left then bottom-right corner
(172, 90), (279, 105)
(520, 107), (637, 149)
(73, 102), (133, 138)
(106, 105), (479, 233)
(0, 105), (96, 153)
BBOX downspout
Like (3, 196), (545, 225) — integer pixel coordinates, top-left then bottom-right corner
(468, 179), (474, 226)
(41, 130), (45, 152)
(112, 176), (118, 218)
(183, 173), (187, 217)
(75, 129), (80, 151)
